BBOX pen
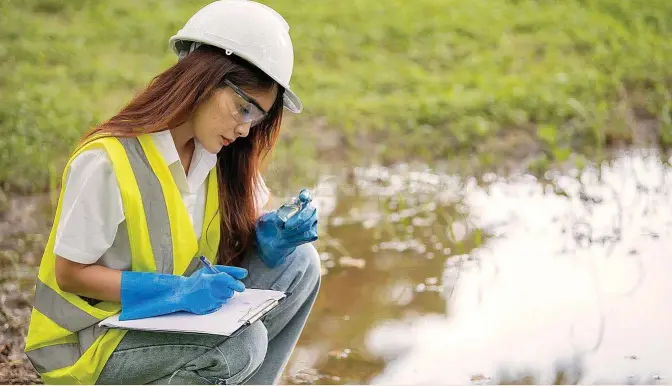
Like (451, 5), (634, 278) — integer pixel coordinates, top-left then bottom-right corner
(197, 256), (291, 297)
(199, 255), (219, 274)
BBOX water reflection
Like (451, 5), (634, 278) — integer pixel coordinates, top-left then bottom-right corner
(269, 150), (672, 385)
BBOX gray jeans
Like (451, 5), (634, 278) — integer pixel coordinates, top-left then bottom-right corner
(96, 244), (321, 385)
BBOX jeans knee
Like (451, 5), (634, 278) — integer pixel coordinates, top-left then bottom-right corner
(212, 321), (268, 384)
(293, 243), (321, 289)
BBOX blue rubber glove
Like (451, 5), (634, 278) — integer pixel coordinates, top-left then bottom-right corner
(119, 265), (247, 321)
(255, 203), (319, 268)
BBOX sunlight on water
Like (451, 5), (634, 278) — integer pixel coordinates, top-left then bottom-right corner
(367, 151), (672, 385)
(279, 150), (672, 385)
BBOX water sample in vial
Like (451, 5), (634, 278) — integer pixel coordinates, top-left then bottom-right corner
(277, 189), (313, 223)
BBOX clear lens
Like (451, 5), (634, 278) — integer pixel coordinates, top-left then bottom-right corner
(232, 92), (265, 126)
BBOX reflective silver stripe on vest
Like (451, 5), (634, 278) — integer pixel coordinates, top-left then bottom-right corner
(33, 279), (100, 332)
(25, 343), (80, 374)
(29, 136), (178, 374)
(25, 325), (108, 374)
(78, 324), (109, 354)
(183, 256), (203, 277)
(119, 137), (174, 275)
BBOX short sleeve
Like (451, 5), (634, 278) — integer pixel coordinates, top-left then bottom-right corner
(53, 149), (125, 264)
(254, 173), (271, 212)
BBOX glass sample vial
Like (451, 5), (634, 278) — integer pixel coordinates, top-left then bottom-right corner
(277, 189), (313, 223)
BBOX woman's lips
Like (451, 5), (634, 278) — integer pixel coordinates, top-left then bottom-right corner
(221, 136), (231, 146)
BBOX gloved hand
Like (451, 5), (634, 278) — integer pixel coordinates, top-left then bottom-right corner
(255, 203), (319, 269)
(119, 265), (247, 321)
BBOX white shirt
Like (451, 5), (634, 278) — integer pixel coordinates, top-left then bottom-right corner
(54, 131), (269, 265)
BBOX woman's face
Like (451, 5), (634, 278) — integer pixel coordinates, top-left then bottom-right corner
(191, 83), (278, 154)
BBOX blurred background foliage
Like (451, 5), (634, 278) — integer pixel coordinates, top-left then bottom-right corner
(1, 0), (671, 192)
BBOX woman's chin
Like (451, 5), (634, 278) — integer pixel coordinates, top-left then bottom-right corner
(198, 136), (230, 154)
(204, 142), (222, 154)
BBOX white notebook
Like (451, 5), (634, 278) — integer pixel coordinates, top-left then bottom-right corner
(100, 289), (286, 337)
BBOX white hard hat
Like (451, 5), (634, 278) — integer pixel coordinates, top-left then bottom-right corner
(169, 0), (302, 113)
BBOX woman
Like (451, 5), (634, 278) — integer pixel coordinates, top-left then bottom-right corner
(24, 1), (321, 384)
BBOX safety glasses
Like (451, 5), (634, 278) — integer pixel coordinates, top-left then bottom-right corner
(223, 79), (268, 127)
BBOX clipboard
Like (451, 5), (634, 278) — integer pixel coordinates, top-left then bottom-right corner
(228, 295), (288, 338)
(100, 288), (288, 337)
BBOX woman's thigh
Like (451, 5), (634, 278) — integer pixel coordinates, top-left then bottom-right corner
(97, 321), (268, 385)
(240, 244), (321, 338)
(241, 243), (320, 295)
(97, 244), (319, 384)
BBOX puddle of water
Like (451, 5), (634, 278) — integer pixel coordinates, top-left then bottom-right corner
(270, 149), (672, 385)
(4, 150), (672, 384)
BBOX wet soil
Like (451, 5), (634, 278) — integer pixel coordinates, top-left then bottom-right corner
(0, 194), (49, 384)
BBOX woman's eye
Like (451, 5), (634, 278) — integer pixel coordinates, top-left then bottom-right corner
(238, 104), (251, 118)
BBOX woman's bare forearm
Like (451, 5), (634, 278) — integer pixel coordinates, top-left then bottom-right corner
(55, 256), (122, 303)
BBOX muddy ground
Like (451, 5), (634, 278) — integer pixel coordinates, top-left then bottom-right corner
(0, 191), (50, 384)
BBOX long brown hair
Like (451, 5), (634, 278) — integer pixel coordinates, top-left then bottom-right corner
(80, 45), (284, 266)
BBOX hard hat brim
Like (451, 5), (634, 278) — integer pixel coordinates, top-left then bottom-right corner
(168, 36), (303, 114)
(282, 88), (302, 114)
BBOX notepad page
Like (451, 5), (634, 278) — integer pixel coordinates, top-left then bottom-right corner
(100, 288), (286, 336)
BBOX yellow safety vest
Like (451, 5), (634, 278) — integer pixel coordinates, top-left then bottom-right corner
(24, 134), (221, 384)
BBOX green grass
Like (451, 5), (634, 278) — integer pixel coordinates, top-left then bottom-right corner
(1, 0), (672, 191)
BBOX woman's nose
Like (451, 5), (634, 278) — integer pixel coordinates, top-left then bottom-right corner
(234, 122), (251, 138)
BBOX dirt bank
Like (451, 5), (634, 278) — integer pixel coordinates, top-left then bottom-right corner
(0, 192), (50, 384)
